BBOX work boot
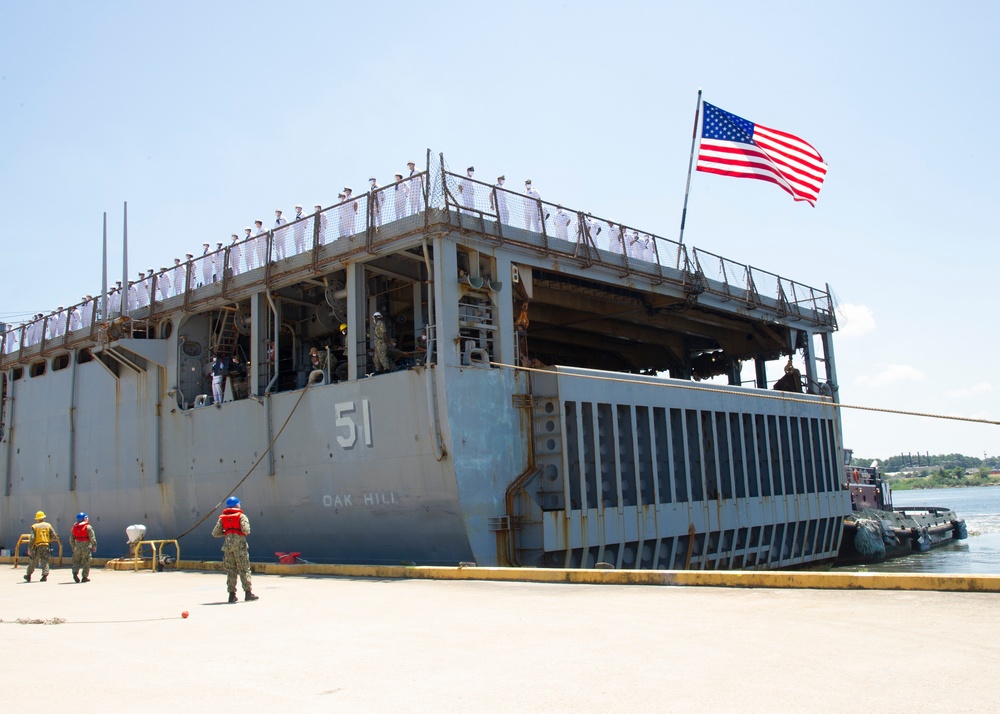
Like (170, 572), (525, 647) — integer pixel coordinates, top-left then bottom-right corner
(73, 573), (80, 583)
(40, 574), (47, 582)
(244, 591), (259, 602)
(23, 573), (30, 582)
(228, 592), (238, 603)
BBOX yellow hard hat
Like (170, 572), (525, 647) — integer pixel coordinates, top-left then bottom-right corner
(35, 510), (46, 520)
(340, 323), (348, 332)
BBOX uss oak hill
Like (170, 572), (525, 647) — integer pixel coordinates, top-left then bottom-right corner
(0, 152), (851, 571)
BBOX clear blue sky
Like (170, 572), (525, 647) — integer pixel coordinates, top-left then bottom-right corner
(2, 1), (998, 461)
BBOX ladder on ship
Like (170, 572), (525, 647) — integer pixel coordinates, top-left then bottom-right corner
(211, 307), (239, 358)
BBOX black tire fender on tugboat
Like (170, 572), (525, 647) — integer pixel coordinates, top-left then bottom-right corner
(910, 527), (931, 552)
(952, 519), (968, 540)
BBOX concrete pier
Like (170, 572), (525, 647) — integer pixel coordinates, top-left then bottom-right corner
(3, 566), (999, 712)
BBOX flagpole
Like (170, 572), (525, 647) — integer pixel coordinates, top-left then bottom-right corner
(101, 212), (108, 320)
(676, 88), (702, 267)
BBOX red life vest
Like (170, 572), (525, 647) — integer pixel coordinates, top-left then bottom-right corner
(72, 521), (91, 541)
(219, 508), (245, 536)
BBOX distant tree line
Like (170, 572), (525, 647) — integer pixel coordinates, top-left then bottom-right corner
(850, 453), (1000, 473)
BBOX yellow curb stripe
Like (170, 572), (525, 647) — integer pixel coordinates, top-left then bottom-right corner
(4, 556), (996, 592)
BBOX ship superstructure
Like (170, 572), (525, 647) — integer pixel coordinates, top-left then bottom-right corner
(0, 153), (849, 569)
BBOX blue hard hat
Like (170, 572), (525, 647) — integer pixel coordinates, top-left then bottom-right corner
(76, 512), (87, 522)
(225, 496), (241, 508)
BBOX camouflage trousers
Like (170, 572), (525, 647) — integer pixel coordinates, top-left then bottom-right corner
(222, 540), (252, 593)
(72, 542), (94, 579)
(374, 340), (391, 373)
(26, 545), (51, 578)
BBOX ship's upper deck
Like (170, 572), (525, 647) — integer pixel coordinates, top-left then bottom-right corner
(0, 152), (836, 372)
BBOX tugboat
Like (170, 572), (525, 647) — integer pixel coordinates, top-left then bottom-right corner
(837, 452), (967, 564)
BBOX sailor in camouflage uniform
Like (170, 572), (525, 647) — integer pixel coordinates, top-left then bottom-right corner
(211, 496), (259, 603)
(70, 512), (97, 583)
(24, 510), (56, 582)
(372, 311), (392, 374)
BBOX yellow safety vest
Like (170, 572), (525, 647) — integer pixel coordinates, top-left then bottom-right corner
(31, 522), (53, 547)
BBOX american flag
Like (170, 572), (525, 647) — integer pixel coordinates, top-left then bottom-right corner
(696, 102), (828, 206)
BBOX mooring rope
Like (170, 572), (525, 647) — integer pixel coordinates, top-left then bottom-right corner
(172, 379), (316, 542)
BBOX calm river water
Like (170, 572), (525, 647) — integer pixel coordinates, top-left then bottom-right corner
(834, 485), (1000, 575)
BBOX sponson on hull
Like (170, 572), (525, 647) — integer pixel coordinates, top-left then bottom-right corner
(0, 152), (850, 570)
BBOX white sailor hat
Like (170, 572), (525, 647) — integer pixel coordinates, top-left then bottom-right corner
(407, 160), (415, 166)
(525, 179), (532, 185)
(203, 242), (209, 247)
(344, 187), (352, 193)
(254, 219), (263, 224)
(275, 209), (282, 213)
(337, 192), (346, 198)
(245, 226), (251, 231)
(372, 311), (382, 319)
(294, 204), (302, 209)
(185, 253), (194, 259)
(394, 173), (403, 179)
(231, 234), (238, 239)
(497, 175), (505, 181)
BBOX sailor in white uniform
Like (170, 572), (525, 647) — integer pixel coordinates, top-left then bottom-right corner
(407, 161), (423, 215)
(314, 205), (328, 245)
(80, 297), (94, 329)
(393, 174), (408, 220)
(156, 267), (172, 300)
(241, 227), (253, 271)
(126, 280), (138, 312)
(228, 235), (242, 276)
(489, 175), (509, 224)
(109, 282), (122, 315)
(274, 210), (288, 260)
(627, 230), (642, 260)
(607, 222), (623, 254)
(552, 206), (571, 240)
(213, 244), (223, 280)
(642, 235), (657, 263)
(167, 259), (181, 297)
(51, 308), (64, 338)
(339, 188), (357, 238)
(523, 179), (542, 233)
(584, 213), (601, 247)
(254, 220), (267, 267)
(198, 243), (211, 287)
(136, 271), (151, 308)
(292, 205), (307, 255)
(458, 166), (475, 215)
(185, 253), (198, 292)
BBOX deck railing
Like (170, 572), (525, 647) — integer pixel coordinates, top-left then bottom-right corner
(1, 152), (835, 366)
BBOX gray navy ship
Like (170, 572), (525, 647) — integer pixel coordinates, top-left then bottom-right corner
(0, 153), (850, 569)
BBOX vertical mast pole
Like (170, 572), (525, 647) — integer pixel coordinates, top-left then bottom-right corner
(101, 212), (108, 319)
(676, 88), (703, 267)
(122, 201), (129, 318)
